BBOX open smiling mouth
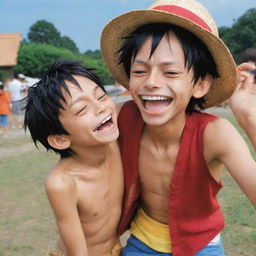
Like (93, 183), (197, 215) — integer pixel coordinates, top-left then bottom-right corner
(94, 115), (114, 132)
(141, 96), (173, 112)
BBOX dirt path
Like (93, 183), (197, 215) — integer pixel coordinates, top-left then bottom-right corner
(0, 127), (36, 159)
(1, 141), (35, 159)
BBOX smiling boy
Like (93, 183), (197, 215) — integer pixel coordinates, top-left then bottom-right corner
(100, 0), (256, 255)
(24, 60), (123, 256)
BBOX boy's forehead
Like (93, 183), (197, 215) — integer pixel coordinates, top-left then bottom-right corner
(63, 76), (101, 99)
(64, 75), (94, 90)
(134, 31), (182, 55)
(133, 31), (186, 65)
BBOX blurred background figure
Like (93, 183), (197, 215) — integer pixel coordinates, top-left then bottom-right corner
(8, 74), (27, 128)
(240, 48), (256, 65)
(0, 81), (11, 137)
(240, 48), (256, 84)
(17, 73), (29, 98)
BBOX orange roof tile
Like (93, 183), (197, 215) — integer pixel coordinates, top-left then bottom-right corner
(0, 33), (22, 66)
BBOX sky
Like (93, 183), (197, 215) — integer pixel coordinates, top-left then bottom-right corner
(0, 0), (255, 53)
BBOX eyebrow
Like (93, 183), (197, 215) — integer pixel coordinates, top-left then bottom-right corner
(133, 59), (178, 66)
(68, 85), (99, 108)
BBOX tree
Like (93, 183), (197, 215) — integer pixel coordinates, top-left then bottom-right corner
(220, 8), (256, 62)
(28, 20), (80, 53)
(15, 42), (114, 84)
(28, 20), (61, 47)
(84, 50), (102, 59)
(60, 36), (79, 53)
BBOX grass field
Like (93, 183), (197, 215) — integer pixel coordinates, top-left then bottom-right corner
(0, 111), (255, 256)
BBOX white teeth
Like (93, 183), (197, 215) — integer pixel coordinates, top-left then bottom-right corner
(141, 95), (170, 101)
(94, 115), (112, 132)
(101, 115), (111, 125)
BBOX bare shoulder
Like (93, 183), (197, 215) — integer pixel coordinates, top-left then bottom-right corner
(205, 116), (236, 137)
(204, 117), (242, 139)
(204, 117), (240, 157)
(45, 161), (80, 219)
(204, 116), (249, 159)
(45, 162), (76, 196)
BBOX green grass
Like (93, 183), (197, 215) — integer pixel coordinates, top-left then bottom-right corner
(216, 112), (256, 256)
(0, 111), (255, 256)
(0, 149), (58, 256)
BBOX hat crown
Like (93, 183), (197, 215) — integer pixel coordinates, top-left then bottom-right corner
(149, 0), (218, 36)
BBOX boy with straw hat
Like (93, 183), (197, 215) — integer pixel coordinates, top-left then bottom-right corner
(101, 0), (256, 255)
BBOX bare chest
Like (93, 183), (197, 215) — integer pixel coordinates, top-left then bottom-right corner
(138, 142), (179, 195)
(75, 159), (123, 222)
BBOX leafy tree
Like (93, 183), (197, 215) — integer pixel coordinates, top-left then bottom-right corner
(28, 20), (80, 53)
(0, 69), (12, 81)
(83, 50), (114, 84)
(28, 20), (61, 47)
(60, 36), (79, 53)
(84, 50), (102, 59)
(220, 8), (256, 62)
(15, 42), (113, 84)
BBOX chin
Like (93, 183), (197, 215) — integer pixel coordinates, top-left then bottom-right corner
(100, 129), (119, 144)
(141, 114), (170, 127)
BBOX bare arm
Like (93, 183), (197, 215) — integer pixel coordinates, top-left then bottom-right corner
(204, 118), (256, 209)
(229, 62), (256, 150)
(46, 174), (88, 256)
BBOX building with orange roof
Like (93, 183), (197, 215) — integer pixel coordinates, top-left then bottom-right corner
(0, 33), (22, 80)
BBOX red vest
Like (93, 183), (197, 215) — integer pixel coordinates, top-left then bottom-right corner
(117, 101), (225, 256)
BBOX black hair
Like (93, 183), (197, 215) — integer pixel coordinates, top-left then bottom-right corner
(24, 60), (105, 158)
(240, 48), (256, 64)
(118, 23), (219, 114)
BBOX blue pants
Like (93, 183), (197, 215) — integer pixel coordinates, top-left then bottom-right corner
(0, 115), (8, 126)
(121, 235), (225, 256)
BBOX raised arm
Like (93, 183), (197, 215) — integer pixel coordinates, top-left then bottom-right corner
(229, 62), (256, 150)
(46, 174), (88, 256)
(204, 117), (256, 209)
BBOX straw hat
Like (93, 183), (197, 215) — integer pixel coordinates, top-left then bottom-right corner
(101, 0), (237, 108)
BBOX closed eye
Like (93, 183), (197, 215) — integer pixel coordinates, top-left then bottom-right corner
(98, 93), (107, 100)
(75, 106), (87, 115)
(133, 70), (146, 74)
(164, 71), (179, 75)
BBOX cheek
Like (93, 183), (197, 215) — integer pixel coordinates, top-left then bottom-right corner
(128, 81), (138, 96)
(129, 75), (138, 88)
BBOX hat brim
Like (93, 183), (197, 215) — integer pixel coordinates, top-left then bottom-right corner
(101, 9), (237, 108)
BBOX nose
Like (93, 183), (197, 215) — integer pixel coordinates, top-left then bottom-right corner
(145, 70), (162, 90)
(93, 100), (106, 116)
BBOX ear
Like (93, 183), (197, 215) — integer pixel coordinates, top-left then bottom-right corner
(47, 134), (71, 150)
(192, 75), (213, 99)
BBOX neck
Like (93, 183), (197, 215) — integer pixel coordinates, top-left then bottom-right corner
(71, 142), (114, 168)
(145, 113), (187, 149)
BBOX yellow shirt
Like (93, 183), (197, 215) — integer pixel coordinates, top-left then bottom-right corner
(130, 207), (172, 253)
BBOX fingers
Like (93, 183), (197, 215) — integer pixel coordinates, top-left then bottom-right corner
(244, 73), (256, 92)
(236, 62), (256, 90)
(237, 62), (256, 72)
(239, 71), (254, 89)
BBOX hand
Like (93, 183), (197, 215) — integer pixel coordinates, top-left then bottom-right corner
(229, 62), (256, 129)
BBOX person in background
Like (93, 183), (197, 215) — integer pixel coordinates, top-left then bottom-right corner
(240, 48), (256, 65)
(0, 82), (11, 137)
(17, 73), (29, 98)
(8, 74), (26, 128)
(239, 48), (256, 83)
